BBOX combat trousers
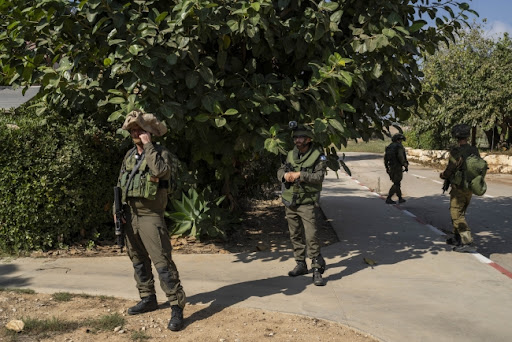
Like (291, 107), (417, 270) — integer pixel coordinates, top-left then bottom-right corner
(449, 186), (473, 245)
(387, 168), (403, 198)
(285, 204), (322, 268)
(125, 208), (186, 308)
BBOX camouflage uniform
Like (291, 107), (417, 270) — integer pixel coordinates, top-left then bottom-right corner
(385, 134), (409, 203)
(440, 124), (479, 252)
(440, 143), (479, 246)
(277, 124), (327, 286)
(118, 143), (185, 308)
(115, 110), (185, 331)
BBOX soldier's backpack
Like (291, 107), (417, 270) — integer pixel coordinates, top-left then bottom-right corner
(384, 143), (398, 168)
(464, 154), (488, 196)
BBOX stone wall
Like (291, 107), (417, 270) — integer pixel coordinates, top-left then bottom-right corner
(406, 148), (512, 174)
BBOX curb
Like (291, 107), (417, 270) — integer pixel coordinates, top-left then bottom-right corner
(346, 174), (512, 280)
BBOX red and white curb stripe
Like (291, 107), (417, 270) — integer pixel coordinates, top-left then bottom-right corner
(346, 174), (512, 280)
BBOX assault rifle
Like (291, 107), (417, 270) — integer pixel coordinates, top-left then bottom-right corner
(113, 186), (125, 252)
(442, 179), (450, 194)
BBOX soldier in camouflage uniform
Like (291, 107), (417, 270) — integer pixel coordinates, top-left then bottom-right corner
(115, 110), (186, 331)
(277, 124), (327, 286)
(440, 124), (478, 253)
(384, 133), (409, 204)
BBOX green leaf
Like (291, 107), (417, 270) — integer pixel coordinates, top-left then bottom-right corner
(264, 138), (279, 154)
(409, 20), (427, 33)
(330, 10), (343, 24)
(155, 12), (169, 24)
(92, 17), (108, 35)
(224, 108), (238, 115)
(320, 1), (339, 11)
(108, 111), (124, 122)
(328, 119), (345, 133)
(291, 100), (300, 111)
(340, 103), (356, 113)
(128, 45), (144, 55)
(215, 117), (227, 127)
(199, 66), (215, 84)
(382, 28), (396, 38)
(195, 113), (210, 122)
(371, 63), (383, 79)
(251, 3), (260, 11)
(186, 72), (199, 89)
(108, 97), (126, 104)
(166, 54), (178, 65)
(227, 20), (239, 32)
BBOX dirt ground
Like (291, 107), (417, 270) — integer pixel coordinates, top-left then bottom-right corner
(1, 200), (379, 342)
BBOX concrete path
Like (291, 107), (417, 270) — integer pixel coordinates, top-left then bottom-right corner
(0, 86), (39, 109)
(1, 172), (512, 342)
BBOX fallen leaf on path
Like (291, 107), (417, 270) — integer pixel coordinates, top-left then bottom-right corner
(363, 257), (377, 267)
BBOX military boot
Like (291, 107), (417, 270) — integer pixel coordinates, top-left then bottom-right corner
(167, 305), (184, 331)
(312, 255), (326, 274)
(312, 268), (325, 286)
(446, 233), (461, 246)
(398, 198), (406, 204)
(453, 243), (477, 253)
(127, 294), (158, 315)
(385, 197), (396, 204)
(288, 261), (308, 277)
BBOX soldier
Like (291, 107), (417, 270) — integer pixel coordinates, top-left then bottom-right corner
(277, 122), (327, 286)
(115, 110), (186, 331)
(384, 133), (409, 204)
(440, 124), (478, 253)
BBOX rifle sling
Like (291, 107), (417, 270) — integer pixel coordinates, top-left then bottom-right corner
(123, 151), (146, 204)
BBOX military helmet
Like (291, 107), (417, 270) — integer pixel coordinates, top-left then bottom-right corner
(391, 133), (406, 142)
(289, 121), (313, 138)
(451, 124), (471, 139)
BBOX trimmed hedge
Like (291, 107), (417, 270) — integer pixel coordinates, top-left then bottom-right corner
(0, 108), (124, 253)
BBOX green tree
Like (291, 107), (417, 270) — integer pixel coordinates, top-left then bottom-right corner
(415, 22), (512, 149)
(1, 0), (477, 198)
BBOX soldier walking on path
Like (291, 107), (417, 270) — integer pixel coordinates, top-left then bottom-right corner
(277, 122), (327, 286)
(384, 133), (409, 204)
(114, 110), (186, 331)
(440, 124), (479, 253)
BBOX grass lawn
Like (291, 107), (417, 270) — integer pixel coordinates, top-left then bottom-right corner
(340, 138), (391, 153)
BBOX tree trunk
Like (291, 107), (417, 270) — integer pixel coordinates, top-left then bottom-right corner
(484, 126), (500, 150)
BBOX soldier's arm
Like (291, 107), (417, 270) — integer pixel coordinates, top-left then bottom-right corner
(397, 145), (408, 167)
(144, 143), (170, 178)
(440, 152), (462, 179)
(299, 157), (326, 184)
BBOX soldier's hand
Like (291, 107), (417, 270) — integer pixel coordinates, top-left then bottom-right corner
(284, 172), (300, 182)
(140, 131), (152, 144)
(114, 214), (126, 224)
(403, 166), (408, 172)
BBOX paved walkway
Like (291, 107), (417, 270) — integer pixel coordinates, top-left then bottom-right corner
(1, 172), (512, 342)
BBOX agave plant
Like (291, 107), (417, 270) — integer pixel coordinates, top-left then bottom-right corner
(166, 187), (226, 239)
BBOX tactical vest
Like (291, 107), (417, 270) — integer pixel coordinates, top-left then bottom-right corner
(384, 142), (400, 168)
(119, 148), (160, 202)
(281, 147), (323, 207)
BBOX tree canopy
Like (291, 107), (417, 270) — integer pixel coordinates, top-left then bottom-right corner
(415, 23), (512, 149)
(1, 0), (477, 196)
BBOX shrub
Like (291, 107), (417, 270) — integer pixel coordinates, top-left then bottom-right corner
(404, 126), (446, 150)
(0, 107), (124, 253)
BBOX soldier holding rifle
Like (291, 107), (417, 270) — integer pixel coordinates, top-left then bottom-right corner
(277, 122), (327, 286)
